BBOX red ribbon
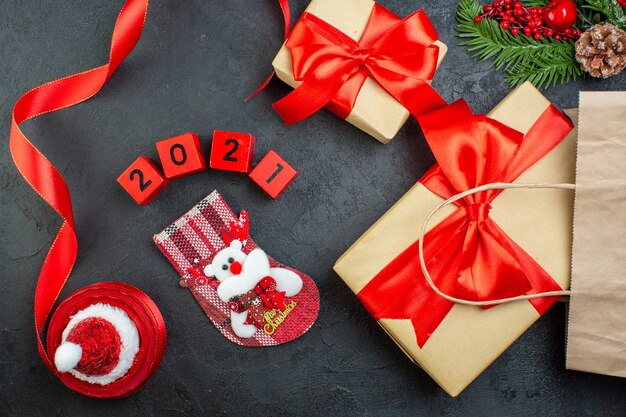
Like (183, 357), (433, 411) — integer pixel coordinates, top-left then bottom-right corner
(246, 0), (291, 101)
(272, 3), (446, 124)
(357, 100), (574, 348)
(9, 0), (149, 372)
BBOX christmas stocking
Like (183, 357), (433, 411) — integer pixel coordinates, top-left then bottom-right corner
(154, 191), (320, 346)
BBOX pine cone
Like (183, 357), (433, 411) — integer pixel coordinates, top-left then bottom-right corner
(575, 23), (626, 79)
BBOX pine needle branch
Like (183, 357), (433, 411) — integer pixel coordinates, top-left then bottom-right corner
(456, 0), (584, 88)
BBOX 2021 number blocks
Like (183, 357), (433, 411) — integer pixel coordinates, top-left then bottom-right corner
(209, 131), (256, 173)
(117, 156), (169, 205)
(249, 151), (298, 199)
(156, 132), (207, 179)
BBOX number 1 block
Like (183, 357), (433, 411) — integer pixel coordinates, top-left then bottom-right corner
(210, 131), (256, 173)
(156, 133), (207, 179)
(117, 156), (169, 205)
(249, 150), (297, 199)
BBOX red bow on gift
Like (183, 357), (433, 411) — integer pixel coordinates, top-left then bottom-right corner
(273, 4), (446, 125)
(229, 277), (286, 328)
(358, 100), (574, 348)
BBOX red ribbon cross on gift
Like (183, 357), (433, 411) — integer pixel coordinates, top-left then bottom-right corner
(357, 100), (574, 348)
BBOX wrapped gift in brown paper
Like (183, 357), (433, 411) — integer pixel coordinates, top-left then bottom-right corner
(272, 0), (447, 144)
(334, 82), (577, 396)
(566, 92), (626, 378)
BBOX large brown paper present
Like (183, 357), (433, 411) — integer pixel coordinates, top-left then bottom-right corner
(272, 0), (447, 144)
(334, 82), (576, 396)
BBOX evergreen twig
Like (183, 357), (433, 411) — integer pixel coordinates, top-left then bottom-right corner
(456, 0), (585, 88)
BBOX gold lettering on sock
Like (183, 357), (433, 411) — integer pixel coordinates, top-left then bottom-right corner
(263, 301), (297, 335)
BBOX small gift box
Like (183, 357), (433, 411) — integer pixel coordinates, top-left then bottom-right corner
(272, 0), (447, 143)
(334, 82), (577, 396)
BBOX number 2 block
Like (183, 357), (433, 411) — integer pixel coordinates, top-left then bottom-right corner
(117, 156), (169, 205)
(209, 131), (256, 173)
(249, 151), (297, 199)
(156, 133), (207, 179)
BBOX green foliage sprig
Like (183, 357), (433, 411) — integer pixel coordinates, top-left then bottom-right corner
(456, 0), (584, 88)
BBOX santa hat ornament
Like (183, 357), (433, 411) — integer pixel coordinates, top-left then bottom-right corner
(46, 282), (166, 398)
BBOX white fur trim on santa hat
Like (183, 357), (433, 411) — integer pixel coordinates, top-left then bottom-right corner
(58, 303), (140, 385)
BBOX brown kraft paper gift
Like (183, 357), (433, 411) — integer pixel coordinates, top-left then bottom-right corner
(272, 0), (447, 144)
(334, 82), (577, 396)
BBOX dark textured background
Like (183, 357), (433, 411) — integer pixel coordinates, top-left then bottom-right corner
(1, 1), (625, 416)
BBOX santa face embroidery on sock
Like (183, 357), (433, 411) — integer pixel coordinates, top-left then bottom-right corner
(154, 191), (320, 347)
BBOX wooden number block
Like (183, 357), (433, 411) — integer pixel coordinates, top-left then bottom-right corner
(156, 133), (207, 179)
(117, 156), (169, 205)
(249, 150), (297, 199)
(209, 130), (256, 173)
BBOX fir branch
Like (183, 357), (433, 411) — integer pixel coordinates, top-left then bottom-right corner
(456, 0), (583, 88)
(582, 0), (626, 29)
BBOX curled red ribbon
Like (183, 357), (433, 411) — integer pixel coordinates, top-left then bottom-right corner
(246, 0), (291, 101)
(9, 0), (149, 373)
(273, 3), (446, 125)
(357, 100), (574, 348)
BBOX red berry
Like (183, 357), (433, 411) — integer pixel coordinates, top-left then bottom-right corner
(543, 0), (578, 32)
(511, 27), (520, 35)
(501, 21), (511, 29)
(561, 35), (569, 41)
(514, 1), (522, 8)
(553, 34), (561, 40)
(474, 16), (483, 23)
(532, 27), (540, 33)
(484, 5), (493, 11)
(524, 27), (532, 36)
(545, 29), (554, 37)
(509, 16), (516, 22)
(533, 33), (542, 40)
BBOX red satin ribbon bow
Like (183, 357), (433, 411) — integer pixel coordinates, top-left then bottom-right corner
(9, 0), (149, 372)
(229, 277), (286, 328)
(358, 100), (574, 348)
(273, 4), (446, 125)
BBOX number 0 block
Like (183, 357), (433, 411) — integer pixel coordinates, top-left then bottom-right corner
(117, 156), (169, 205)
(156, 133), (207, 179)
(210, 131), (256, 173)
(249, 150), (297, 199)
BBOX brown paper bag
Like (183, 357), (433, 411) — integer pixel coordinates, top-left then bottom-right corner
(566, 92), (626, 378)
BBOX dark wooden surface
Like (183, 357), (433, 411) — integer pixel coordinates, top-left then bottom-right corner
(1, 1), (625, 416)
